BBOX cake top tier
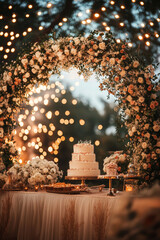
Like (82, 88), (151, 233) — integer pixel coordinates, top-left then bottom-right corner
(73, 142), (94, 154)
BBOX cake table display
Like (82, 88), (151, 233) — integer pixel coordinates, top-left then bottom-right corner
(98, 175), (119, 196)
(66, 141), (100, 186)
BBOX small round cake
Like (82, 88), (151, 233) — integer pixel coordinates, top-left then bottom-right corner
(104, 162), (118, 176)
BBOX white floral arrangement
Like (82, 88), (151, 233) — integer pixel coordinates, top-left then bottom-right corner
(7, 157), (63, 188)
(103, 151), (127, 173)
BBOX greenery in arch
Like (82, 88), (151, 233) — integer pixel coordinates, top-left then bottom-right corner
(0, 30), (159, 186)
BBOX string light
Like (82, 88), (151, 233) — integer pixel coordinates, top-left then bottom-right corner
(138, 35), (143, 40)
(145, 41), (150, 46)
(110, 1), (115, 5)
(101, 7), (106, 11)
(28, 4), (33, 9)
(47, 3), (52, 8)
(94, 13), (100, 18)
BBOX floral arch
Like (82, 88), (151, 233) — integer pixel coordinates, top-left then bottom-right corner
(0, 31), (159, 185)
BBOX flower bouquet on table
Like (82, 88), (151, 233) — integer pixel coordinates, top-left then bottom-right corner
(3, 157), (63, 190)
(103, 151), (129, 175)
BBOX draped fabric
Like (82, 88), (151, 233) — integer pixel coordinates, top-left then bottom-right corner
(0, 191), (119, 240)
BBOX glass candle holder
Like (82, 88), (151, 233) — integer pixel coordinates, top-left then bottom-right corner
(35, 185), (39, 192)
(24, 186), (28, 191)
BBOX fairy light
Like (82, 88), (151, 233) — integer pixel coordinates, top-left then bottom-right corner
(27, 27), (32, 32)
(4, 25), (8, 29)
(23, 31), (27, 36)
(4, 32), (8, 37)
(86, 9), (90, 13)
(16, 33), (20, 38)
(140, 1), (144, 6)
(145, 33), (150, 38)
(98, 125), (103, 130)
(78, 12), (83, 17)
(155, 33), (159, 38)
(0, 47), (4, 51)
(149, 22), (154, 26)
(58, 22), (63, 26)
(95, 140), (100, 146)
(86, 19), (92, 24)
(115, 14), (120, 19)
(138, 35), (143, 40)
(121, 5), (125, 9)
(47, 2), (52, 8)
(26, 14), (30, 18)
(0, 15), (3, 19)
(37, 11), (42, 16)
(128, 42), (133, 47)
(116, 39), (121, 43)
(69, 137), (74, 142)
(8, 5), (12, 9)
(101, 7), (106, 11)
(81, 20), (86, 25)
(12, 13), (16, 18)
(79, 119), (85, 125)
(28, 4), (33, 9)
(105, 26), (110, 31)
(11, 48), (15, 52)
(146, 41), (150, 46)
(62, 18), (68, 22)
(94, 13), (100, 18)
(110, 1), (115, 5)
(157, 18), (160, 22)
(120, 22), (124, 27)
(4, 54), (8, 59)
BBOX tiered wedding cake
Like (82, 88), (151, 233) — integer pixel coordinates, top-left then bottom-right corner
(67, 141), (100, 177)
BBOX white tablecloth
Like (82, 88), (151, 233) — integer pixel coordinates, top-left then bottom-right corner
(0, 190), (120, 240)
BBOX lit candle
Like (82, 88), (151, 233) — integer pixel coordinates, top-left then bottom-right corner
(24, 186), (28, 191)
(35, 185), (39, 192)
(126, 185), (133, 192)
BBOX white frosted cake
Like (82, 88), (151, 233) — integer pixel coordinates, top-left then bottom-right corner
(67, 142), (100, 177)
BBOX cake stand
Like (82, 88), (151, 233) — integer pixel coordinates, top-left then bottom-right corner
(65, 176), (98, 188)
(98, 175), (118, 196)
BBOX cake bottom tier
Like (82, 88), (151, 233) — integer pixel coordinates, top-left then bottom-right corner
(67, 169), (100, 177)
(106, 168), (117, 176)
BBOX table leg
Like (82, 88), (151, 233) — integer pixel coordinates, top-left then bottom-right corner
(107, 179), (115, 196)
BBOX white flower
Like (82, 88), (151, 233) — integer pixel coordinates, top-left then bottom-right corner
(142, 142), (148, 149)
(74, 38), (80, 45)
(151, 94), (157, 99)
(2, 86), (7, 92)
(125, 109), (130, 115)
(21, 58), (28, 65)
(110, 58), (115, 65)
(35, 51), (41, 58)
(133, 60), (139, 68)
(25, 72), (30, 78)
(156, 148), (160, 154)
(144, 124), (149, 130)
(126, 95), (132, 102)
(10, 146), (16, 154)
(93, 44), (98, 50)
(43, 168), (48, 174)
(64, 49), (69, 55)
(153, 125), (159, 132)
(0, 128), (4, 138)
(138, 77), (143, 83)
(120, 70), (126, 77)
(0, 121), (4, 126)
(132, 126), (136, 133)
(143, 163), (147, 170)
(138, 97), (145, 103)
(129, 131), (133, 136)
(144, 133), (150, 139)
(99, 42), (105, 50)
(47, 175), (53, 180)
